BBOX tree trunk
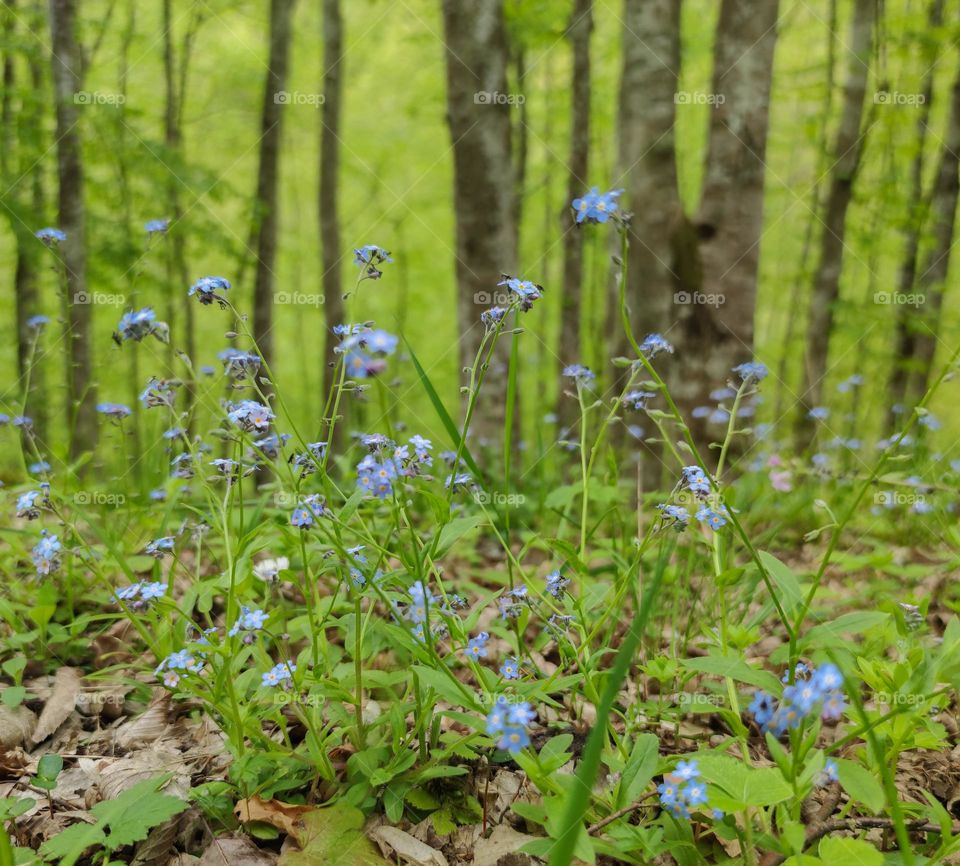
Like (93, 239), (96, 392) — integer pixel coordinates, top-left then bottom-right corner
(885, 0), (942, 429)
(162, 0), (196, 421)
(796, 0), (873, 445)
(49, 0), (97, 460)
(907, 65), (960, 403)
(556, 0), (592, 433)
(440, 0), (516, 439)
(614, 0), (684, 349)
(672, 0), (780, 446)
(320, 0), (345, 446)
(251, 0), (296, 372)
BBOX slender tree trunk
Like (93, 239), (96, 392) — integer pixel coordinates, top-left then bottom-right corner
(440, 0), (516, 439)
(796, 0), (874, 445)
(162, 0), (196, 420)
(907, 66), (960, 402)
(320, 0), (345, 446)
(886, 0), (945, 424)
(251, 0), (296, 372)
(556, 0), (592, 433)
(614, 0), (684, 350)
(512, 48), (528, 242)
(4, 0), (46, 443)
(672, 0), (781, 447)
(49, 0), (97, 460)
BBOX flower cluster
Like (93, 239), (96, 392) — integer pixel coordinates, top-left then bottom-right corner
(114, 307), (167, 344)
(228, 606), (268, 640)
(658, 760), (719, 820)
(96, 403), (132, 420)
(145, 537), (175, 558)
(562, 364), (595, 386)
(354, 245), (392, 280)
(497, 276), (543, 312)
(16, 488), (48, 520)
(337, 325), (399, 379)
(227, 400), (274, 433)
(115, 581), (167, 609)
(732, 361), (768, 383)
(145, 218), (170, 235)
(289, 494), (328, 527)
(639, 333), (673, 359)
(357, 454), (399, 500)
(486, 695), (535, 753)
(32, 532), (61, 577)
(140, 377), (179, 409)
(189, 276), (231, 305)
(219, 349), (262, 379)
(571, 187), (623, 224)
(749, 663), (846, 736)
(36, 227), (66, 245)
(262, 661), (296, 688)
(156, 648), (205, 688)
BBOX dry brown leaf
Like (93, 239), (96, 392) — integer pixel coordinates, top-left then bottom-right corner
(369, 825), (449, 866)
(0, 705), (37, 748)
(235, 797), (314, 836)
(32, 667), (82, 744)
(199, 834), (277, 866)
(98, 746), (191, 800)
(116, 690), (172, 749)
(472, 825), (537, 866)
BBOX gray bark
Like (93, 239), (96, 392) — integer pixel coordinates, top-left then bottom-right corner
(440, 0), (516, 438)
(49, 0), (97, 459)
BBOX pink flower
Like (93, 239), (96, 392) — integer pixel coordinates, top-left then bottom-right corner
(769, 470), (793, 492)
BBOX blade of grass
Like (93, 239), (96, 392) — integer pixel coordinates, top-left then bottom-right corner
(548, 541), (672, 866)
(404, 338), (484, 481)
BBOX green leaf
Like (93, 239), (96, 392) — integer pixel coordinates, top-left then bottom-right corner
(435, 516), (486, 558)
(697, 754), (792, 807)
(404, 341), (482, 481)
(36, 755), (63, 783)
(817, 836), (882, 865)
(1, 687), (26, 709)
(834, 759), (884, 813)
(617, 734), (658, 807)
(801, 613), (890, 649)
(680, 653), (781, 693)
(279, 802), (388, 866)
(758, 551), (804, 615)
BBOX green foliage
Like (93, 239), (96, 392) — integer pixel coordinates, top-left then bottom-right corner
(39, 778), (187, 866)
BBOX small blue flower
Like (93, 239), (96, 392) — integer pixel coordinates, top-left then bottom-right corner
(545, 569), (569, 598)
(732, 361), (768, 383)
(145, 218), (170, 234)
(219, 349), (262, 379)
(497, 276), (543, 312)
(115, 307), (163, 343)
(571, 187), (623, 224)
(808, 406), (829, 421)
(464, 631), (490, 661)
(227, 400), (274, 432)
(189, 276), (231, 305)
(695, 506), (727, 531)
(36, 227), (66, 245)
(481, 306), (507, 328)
(657, 504), (690, 530)
(145, 536), (175, 558)
(26, 315), (49, 330)
(639, 334), (673, 359)
(96, 402), (132, 420)
(32, 531), (61, 576)
(500, 658), (520, 679)
(562, 364), (595, 385)
(353, 245), (392, 279)
(624, 390), (655, 410)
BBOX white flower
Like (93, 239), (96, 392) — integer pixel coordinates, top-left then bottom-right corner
(253, 556), (289, 582)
